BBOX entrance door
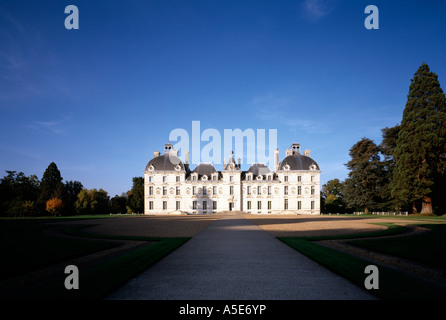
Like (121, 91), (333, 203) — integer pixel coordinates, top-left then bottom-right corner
(229, 202), (233, 211)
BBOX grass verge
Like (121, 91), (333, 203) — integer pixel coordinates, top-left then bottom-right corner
(279, 223), (446, 300)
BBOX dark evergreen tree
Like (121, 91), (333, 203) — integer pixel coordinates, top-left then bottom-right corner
(391, 63), (446, 215)
(127, 177), (144, 213)
(38, 162), (64, 212)
(343, 138), (386, 213)
(63, 180), (83, 215)
(110, 194), (127, 214)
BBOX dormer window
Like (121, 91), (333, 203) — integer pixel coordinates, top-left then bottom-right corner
(202, 175), (208, 181)
(283, 164), (290, 171)
(256, 175), (263, 181)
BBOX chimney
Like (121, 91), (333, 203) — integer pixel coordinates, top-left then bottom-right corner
(304, 149), (311, 157)
(185, 151), (189, 164)
(274, 148), (279, 173)
(223, 158), (226, 169)
(286, 149), (292, 156)
(154, 151), (160, 157)
(238, 157), (241, 167)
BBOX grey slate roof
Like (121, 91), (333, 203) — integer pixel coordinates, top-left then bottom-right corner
(279, 154), (320, 171)
(145, 153), (186, 172)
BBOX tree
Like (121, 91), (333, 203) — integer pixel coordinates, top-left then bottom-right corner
(322, 179), (348, 213)
(110, 194), (127, 214)
(75, 188), (110, 215)
(127, 177), (144, 213)
(0, 171), (40, 216)
(343, 138), (386, 213)
(39, 162), (64, 211)
(63, 180), (83, 215)
(46, 198), (64, 216)
(391, 63), (446, 215)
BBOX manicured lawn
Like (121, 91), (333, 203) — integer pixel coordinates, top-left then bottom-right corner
(279, 219), (446, 300)
(0, 218), (189, 299)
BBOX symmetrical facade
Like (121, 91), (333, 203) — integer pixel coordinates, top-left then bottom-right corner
(144, 142), (321, 215)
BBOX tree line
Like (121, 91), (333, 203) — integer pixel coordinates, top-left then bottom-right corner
(0, 162), (144, 217)
(322, 63), (446, 216)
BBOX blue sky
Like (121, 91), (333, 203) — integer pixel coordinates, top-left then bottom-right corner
(1, 0), (445, 197)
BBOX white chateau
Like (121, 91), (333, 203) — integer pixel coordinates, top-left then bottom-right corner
(144, 142), (321, 215)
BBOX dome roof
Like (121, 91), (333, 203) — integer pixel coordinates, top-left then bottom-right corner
(279, 153), (320, 171)
(145, 152), (185, 172)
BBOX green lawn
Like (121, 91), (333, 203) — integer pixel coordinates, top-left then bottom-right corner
(279, 218), (446, 300)
(0, 218), (189, 299)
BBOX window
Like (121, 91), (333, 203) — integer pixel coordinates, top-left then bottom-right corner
(149, 186), (153, 195)
(298, 201), (302, 210)
(257, 186), (261, 195)
(230, 176), (233, 182)
(149, 201), (153, 210)
(176, 201), (180, 210)
(230, 186), (234, 195)
(176, 186), (180, 195)
(298, 176), (301, 182)
(247, 201), (251, 210)
(176, 176), (180, 182)
(163, 186), (167, 195)
(298, 186), (301, 195)
(213, 186), (216, 195)
(213, 201), (217, 210)
(163, 201), (167, 210)
(247, 175), (251, 181)
(193, 175), (197, 181)
(311, 176), (314, 182)
(193, 201), (197, 210)
(284, 175), (288, 182)
(148, 176), (152, 182)
(284, 199), (288, 210)
(284, 186), (288, 195)
(268, 201), (272, 210)
(311, 201), (315, 210)
(311, 186), (315, 195)
(267, 175), (271, 181)
(268, 186), (271, 195)
(203, 187), (207, 195)
(257, 201), (262, 210)
(192, 186), (196, 195)
(247, 186), (251, 195)
(213, 175), (217, 181)
(163, 176), (167, 182)
(203, 201), (207, 210)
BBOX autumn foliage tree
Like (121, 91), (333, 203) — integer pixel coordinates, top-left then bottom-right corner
(46, 197), (64, 216)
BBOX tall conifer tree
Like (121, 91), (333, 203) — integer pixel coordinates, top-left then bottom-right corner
(391, 63), (446, 215)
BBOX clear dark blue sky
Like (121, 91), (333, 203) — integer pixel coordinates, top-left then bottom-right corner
(1, 0), (445, 196)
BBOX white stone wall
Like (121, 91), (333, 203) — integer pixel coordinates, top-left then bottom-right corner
(144, 169), (320, 215)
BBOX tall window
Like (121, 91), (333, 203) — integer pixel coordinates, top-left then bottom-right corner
(176, 201), (180, 210)
(311, 201), (315, 210)
(148, 176), (152, 182)
(203, 187), (207, 195)
(213, 186), (217, 195)
(298, 186), (301, 195)
(268, 186), (271, 195)
(257, 186), (261, 195)
(311, 176), (314, 182)
(213, 201), (217, 210)
(176, 186), (180, 195)
(149, 201), (153, 210)
(298, 176), (301, 182)
(193, 201), (197, 210)
(284, 175), (288, 182)
(284, 198), (288, 210)
(203, 201), (207, 210)
(230, 176), (233, 182)
(176, 176), (180, 182)
(311, 186), (315, 195)
(257, 201), (261, 210)
(284, 186), (288, 195)
(298, 201), (302, 210)
(149, 186), (153, 195)
(230, 186), (234, 195)
(163, 176), (167, 182)
(192, 186), (196, 195)
(247, 186), (251, 195)
(163, 186), (167, 195)
(268, 201), (272, 210)
(163, 201), (167, 210)
(247, 201), (251, 210)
